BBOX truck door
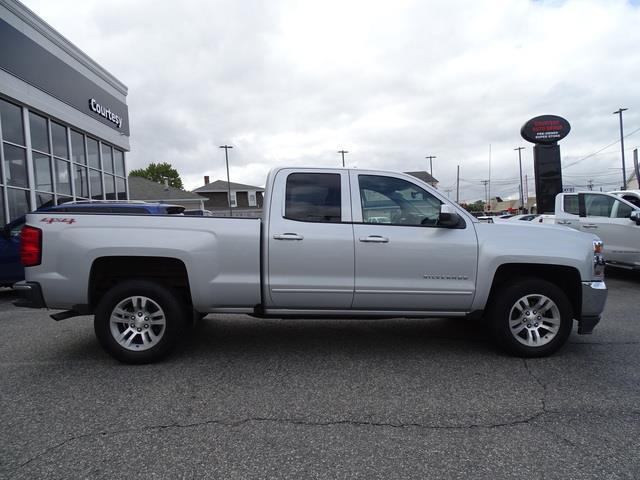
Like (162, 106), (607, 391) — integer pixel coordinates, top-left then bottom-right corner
(350, 172), (478, 311)
(579, 193), (640, 266)
(266, 169), (354, 309)
(554, 194), (580, 228)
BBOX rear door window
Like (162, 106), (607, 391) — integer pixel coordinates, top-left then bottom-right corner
(563, 195), (579, 215)
(285, 173), (342, 223)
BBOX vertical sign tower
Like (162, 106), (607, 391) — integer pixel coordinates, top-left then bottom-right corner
(520, 115), (571, 214)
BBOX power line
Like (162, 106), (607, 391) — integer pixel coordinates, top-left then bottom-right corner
(564, 125), (640, 169)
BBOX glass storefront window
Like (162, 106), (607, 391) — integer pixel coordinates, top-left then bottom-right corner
(0, 187), (5, 226)
(7, 187), (29, 221)
(3, 144), (28, 188)
(51, 122), (68, 159)
(90, 169), (103, 199)
(114, 149), (125, 176)
(70, 130), (86, 165)
(116, 177), (127, 200)
(0, 99), (25, 146)
(29, 112), (49, 153)
(57, 196), (73, 205)
(87, 137), (100, 169)
(55, 159), (71, 195)
(35, 192), (54, 209)
(33, 153), (53, 192)
(75, 165), (89, 198)
(102, 144), (113, 173)
(105, 174), (116, 199)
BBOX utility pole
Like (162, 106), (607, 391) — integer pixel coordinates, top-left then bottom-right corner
(219, 145), (233, 216)
(456, 165), (460, 203)
(425, 155), (436, 179)
(338, 150), (348, 167)
(587, 179), (594, 191)
(613, 108), (628, 190)
(514, 147), (525, 212)
(488, 144), (492, 213)
(634, 148), (639, 188)
(481, 180), (489, 208)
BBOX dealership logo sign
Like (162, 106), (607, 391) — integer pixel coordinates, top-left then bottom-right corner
(89, 98), (123, 128)
(521, 115), (571, 145)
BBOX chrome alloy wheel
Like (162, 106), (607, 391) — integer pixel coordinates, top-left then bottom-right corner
(508, 294), (561, 347)
(109, 296), (166, 351)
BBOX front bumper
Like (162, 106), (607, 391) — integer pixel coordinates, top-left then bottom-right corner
(578, 281), (607, 334)
(12, 281), (47, 309)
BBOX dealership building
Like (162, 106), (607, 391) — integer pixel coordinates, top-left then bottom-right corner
(0, 0), (129, 225)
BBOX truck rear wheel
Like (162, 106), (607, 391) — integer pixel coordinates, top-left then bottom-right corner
(488, 278), (573, 357)
(94, 280), (187, 364)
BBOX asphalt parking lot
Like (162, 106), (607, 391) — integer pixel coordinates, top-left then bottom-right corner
(1, 270), (639, 480)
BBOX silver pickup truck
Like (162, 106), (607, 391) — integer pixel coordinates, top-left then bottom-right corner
(16, 167), (607, 363)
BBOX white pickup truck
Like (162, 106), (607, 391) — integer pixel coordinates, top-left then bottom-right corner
(16, 167), (607, 363)
(551, 191), (640, 270)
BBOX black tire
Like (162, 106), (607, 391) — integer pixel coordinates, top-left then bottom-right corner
(94, 280), (187, 364)
(487, 278), (573, 357)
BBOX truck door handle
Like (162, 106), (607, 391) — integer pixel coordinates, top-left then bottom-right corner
(273, 233), (304, 240)
(359, 235), (389, 243)
(583, 224), (598, 229)
(556, 220), (572, 225)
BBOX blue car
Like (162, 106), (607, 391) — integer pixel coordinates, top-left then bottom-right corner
(0, 201), (185, 287)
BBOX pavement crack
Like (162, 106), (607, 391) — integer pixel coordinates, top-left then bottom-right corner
(523, 358), (548, 414)
(11, 413), (545, 472)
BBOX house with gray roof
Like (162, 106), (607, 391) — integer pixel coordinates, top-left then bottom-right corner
(193, 176), (264, 210)
(127, 176), (208, 209)
(405, 171), (439, 188)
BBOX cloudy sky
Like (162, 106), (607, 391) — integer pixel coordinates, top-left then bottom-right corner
(23, 0), (640, 202)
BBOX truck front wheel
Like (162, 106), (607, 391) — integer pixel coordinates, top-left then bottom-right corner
(488, 278), (573, 357)
(94, 280), (187, 364)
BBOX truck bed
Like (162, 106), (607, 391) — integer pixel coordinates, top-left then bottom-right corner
(24, 213), (262, 311)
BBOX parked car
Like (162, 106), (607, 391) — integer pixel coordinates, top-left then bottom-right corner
(183, 209), (213, 216)
(553, 191), (640, 270)
(16, 167), (607, 363)
(508, 214), (540, 222)
(0, 217), (25, 287)
(1, 201), (185, 287)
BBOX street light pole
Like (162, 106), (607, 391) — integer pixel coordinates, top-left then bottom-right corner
(338, 150), (349, 167)
(514, 147), (525, 212)
(219, 145), (233, 216)
(425, 155), (436, 180)
(613, 108), (628, 190)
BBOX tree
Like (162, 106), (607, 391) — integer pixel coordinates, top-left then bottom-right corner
(129, 162), (184, 190)
(462, 200), (485, 213)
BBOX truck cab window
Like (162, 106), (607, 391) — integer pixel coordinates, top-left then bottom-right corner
(285, 173), (341, 222)
(584, 194), (615, 217)
(359, 175), (442, 226)
(614, 200), (634, 219)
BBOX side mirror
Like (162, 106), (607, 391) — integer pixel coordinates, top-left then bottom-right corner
(631, 211), (640, 226)
(437, 204), (461, 228)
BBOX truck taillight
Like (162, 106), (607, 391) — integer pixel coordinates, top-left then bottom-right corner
(593, 240), (605, 278)
(20, 226), (42, 267)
